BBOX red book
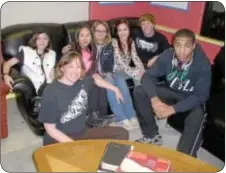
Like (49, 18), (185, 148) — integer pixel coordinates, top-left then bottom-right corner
(117, 151), (171, 172)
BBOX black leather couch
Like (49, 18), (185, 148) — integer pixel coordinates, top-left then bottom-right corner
(167, 46), (225, 161)
(1, 17), (139, 135)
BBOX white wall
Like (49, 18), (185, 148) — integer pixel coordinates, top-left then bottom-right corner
(1, 2), (89, 28)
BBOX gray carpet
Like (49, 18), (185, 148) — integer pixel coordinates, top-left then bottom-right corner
(1, 99), (224, 172)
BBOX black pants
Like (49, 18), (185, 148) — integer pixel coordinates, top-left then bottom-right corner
(88, 85), (108, 118)
(133, 85), (205, 157)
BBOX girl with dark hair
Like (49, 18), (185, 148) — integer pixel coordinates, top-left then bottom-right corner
(112, 19), (145, 86)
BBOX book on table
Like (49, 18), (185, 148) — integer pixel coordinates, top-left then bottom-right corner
(97, 142), (133, 172)
(97, 142), (171, 172)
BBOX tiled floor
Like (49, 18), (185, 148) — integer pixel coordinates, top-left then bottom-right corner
(1, 99), (225, 172)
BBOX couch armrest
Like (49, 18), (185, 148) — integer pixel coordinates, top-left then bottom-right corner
(12, 76), (36, 100)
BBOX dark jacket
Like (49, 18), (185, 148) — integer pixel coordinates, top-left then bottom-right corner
(93, 42), (114, 74)
(142, 44), (211, 113)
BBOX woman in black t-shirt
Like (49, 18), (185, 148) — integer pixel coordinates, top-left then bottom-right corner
(38, 51), (128, 145)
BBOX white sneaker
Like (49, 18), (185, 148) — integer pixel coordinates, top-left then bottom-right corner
(122, 119), (134, 130)
(109, 119), (134, 130)
(129, 118), (140, 128)
(109, 121), (127, 128)
(109, 122), (118, 127)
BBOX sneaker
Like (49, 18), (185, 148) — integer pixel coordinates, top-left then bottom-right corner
(129, 118), (140, 128)
(109, 120), (126, 128)
(136, 134), (162, 145)
(109, 121), (123, 127)
(136, 136), (153, 143)
(123, 119), (136, 130)
(109, 119), (134, 130)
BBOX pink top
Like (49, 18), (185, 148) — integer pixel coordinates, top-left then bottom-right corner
(82, 50), (93, 72)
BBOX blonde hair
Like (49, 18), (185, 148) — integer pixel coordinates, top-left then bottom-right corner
(92, 20), (112, 45)
(139, 13), (156, 25)
(55, 51), (86, 79)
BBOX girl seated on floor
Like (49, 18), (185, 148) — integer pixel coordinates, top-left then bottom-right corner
(38, 51), (129, 146)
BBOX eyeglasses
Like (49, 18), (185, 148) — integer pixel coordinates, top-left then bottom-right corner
(95, 30), (107, 33)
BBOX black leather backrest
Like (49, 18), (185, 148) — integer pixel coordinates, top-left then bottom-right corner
(107, 17), (139, 38)
(1, 17), (140, 62)
(62, 20), (96, 46)
(1, 23), (65, 61)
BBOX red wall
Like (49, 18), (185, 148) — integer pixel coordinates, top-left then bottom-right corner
(144, 2), (205, 34)
(90, 2), (205, 33)
(90, 2), (145, 20)
(89, 2), (222, 63)
(157, 30), (221, 64)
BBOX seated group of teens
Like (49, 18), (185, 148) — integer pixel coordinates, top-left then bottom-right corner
(3, 13), (211, 158)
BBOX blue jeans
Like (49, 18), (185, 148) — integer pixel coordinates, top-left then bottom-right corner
(105, 74), (137, 122)
(115, 71), (141, 86)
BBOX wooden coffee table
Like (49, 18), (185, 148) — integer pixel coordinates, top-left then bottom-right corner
(33, 139), (218, 172)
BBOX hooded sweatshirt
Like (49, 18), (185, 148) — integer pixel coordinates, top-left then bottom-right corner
(142, 44), (211, 113)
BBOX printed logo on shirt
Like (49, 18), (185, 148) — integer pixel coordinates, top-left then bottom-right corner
(135, 37), (158, 53)
(167, 69), (194, 92)
(60, 88), (88, 124)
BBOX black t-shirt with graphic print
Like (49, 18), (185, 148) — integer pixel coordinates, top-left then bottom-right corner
(133, 28), (170, 66)
(38, 76), (94, 145)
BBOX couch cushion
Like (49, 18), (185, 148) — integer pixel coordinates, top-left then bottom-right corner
(1, 23), (65, 62)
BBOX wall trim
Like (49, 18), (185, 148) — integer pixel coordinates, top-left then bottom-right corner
(156, 24), (224, 46)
